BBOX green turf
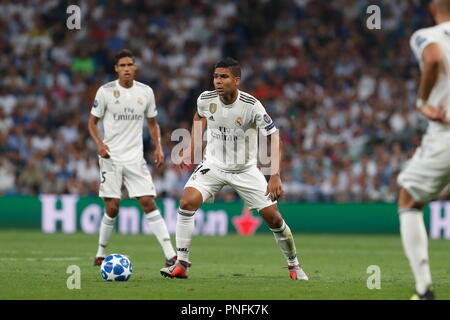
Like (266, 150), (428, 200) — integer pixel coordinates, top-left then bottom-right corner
(0, 230), (448, 300)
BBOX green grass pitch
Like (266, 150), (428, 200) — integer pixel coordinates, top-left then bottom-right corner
(0, 230), (449, 300)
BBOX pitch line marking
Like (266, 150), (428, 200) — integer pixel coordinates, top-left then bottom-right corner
(0, 257), (81, 261)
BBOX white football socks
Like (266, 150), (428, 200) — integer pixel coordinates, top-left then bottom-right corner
(96, 213), (116, 258)
(399, 208), (432, 295)
(176, 208), (196, 263)
(145, 209), (176, 260)
(269, 220), (300, 266)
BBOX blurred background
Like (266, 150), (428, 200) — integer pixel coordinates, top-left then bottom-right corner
(0, 0), (443, 203)
(3, 1), (450, 301)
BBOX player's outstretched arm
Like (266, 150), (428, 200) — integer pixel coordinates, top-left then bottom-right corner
(416, 43), (450, 123)
(266, 130), (283, 202)
(88, 114), (110, 158)
(147, 117), (164, 168)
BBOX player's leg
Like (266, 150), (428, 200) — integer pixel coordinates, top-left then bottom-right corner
(136, 195), (176, 266)
(259, 203), (308, 280)
(95, 197), (120, 265)
(230, 168), (308, 280)
(176, 164), (224, 264)
(397, 187), (434, 299)
(161, 163), (224, 279)
(176, 187), (203, 261)
(95, 157), (123, 265)
(160, 187), (203, 279)
(396, 138), (450, 299)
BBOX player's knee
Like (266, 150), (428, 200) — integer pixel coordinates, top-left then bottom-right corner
(179, 195), (201, 211)
(142, 203), (157, 213)
(105, 199), (120, 217)
(138, 197), (157, 212)
(398, 188), (423, 210)
(259, 205), (283, 228)
(261, 212), (283, 229)
(268, 215), (284, 229)
(106, 206), (119, 218)
(179, 188), (203, 211)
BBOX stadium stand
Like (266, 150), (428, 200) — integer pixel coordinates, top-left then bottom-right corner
(0, 0), (441, 203)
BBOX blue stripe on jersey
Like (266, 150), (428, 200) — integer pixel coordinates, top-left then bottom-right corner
(415, 35), (426, 48)
(265, 122), (275, 131)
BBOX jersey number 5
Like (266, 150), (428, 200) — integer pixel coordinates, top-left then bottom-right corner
(101, 171), (106, 183)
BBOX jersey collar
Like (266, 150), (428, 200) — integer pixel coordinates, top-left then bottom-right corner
(116, 80), (135, 90)
(221, 90), (240, 108)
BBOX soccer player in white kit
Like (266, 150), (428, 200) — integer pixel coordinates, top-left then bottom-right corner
(88, 49), (176, 267)
(397, 0), (450, 300)
(160, 58), (308, 280)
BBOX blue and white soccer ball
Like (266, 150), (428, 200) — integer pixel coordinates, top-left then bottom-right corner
(100, 253), (132, 281)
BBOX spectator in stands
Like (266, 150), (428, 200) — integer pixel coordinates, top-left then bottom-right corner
(0, 0), (436, 202)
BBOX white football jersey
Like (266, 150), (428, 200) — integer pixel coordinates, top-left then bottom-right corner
(410, 21), (450, 133)
(197, 90), (277, 172)
(90, 80), (157, 164)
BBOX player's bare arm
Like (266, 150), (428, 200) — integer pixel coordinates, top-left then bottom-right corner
(266, 130), (283, 202)
(417, 43), (449, 123)
(147, 117), (164, 168)
(181, 111), (206, 169)
(88, 114), (110, 158)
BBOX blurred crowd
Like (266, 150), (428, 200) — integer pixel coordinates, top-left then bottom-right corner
(0, 0), (444, 203)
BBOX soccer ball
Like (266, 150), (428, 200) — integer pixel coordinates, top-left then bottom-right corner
(100, 253), (132, 281)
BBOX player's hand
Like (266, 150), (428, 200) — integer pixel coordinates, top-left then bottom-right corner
(266, 174), (284, 202)
(153, 148), (165, 168)
(98, 143), (110, 158)
(179, 153), (194, 170)
(176, 148), (193, 170)
(420, 105), (450, 123)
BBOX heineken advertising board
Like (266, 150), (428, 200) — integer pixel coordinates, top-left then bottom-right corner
(1, 195), (450, 239)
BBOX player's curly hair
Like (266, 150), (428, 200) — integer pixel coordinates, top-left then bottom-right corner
(114, 49), (135, 65)
(214, 57), (241, 78)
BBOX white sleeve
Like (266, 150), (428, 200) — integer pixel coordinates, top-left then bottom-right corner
(254, 102), (277, 136)
(196, 95), (208, 118)
(146, 87), (158, 118)
(410, 28), (436, 62)
(90, 87), (107, 118)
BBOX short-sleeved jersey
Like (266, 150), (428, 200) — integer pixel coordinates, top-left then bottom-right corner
(410, 21), (450, 133)
(197, 90), (277, 172)
(90, 80), (157, 164)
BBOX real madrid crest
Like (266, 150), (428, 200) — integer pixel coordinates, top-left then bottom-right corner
(114, 90), (120, 98)
(235, 116), (243, 126)
(209, 103), (217, 114)
(137, 97), (143, 105)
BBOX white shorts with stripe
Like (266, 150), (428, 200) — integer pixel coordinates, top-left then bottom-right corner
(184, 161), (276, 211)
(98, 156), (156, 199)
(397, 132), (450, 203)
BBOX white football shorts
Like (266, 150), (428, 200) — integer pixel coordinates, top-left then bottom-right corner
(184, 161), (276, 211)
(98, 156), (156, 199)
(398, 132), (450, 203)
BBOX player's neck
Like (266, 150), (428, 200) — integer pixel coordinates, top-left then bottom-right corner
(435, 14), (450, 24)
(219, 90), (238, 105)
(118, 79), (134, 89)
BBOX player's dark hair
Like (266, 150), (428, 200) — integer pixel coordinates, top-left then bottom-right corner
(115, 49), (135, 65)
(214, 57), (241, 78)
